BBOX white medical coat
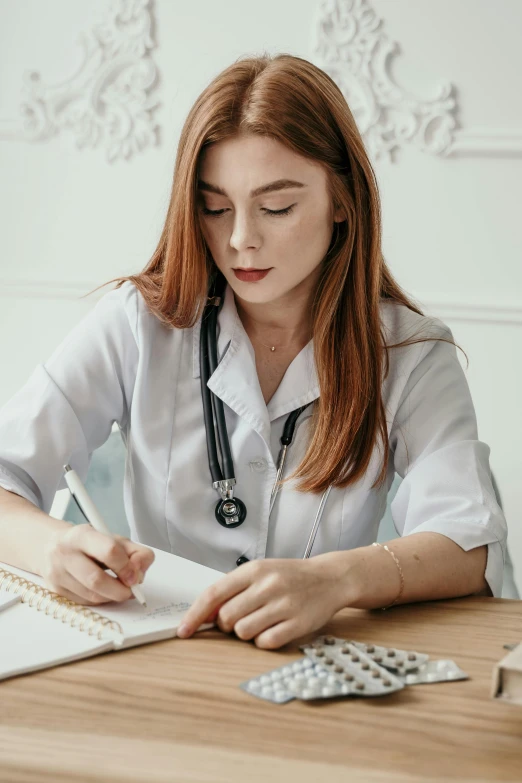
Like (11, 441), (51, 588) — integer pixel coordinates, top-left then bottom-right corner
(0, 281), (507, 595)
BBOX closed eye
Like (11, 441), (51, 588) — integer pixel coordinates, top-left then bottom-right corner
(201, 204), (296, 218)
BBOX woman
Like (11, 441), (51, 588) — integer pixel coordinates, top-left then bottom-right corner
(0, 54), (507, 650)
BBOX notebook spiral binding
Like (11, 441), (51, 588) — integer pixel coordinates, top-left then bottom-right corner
(0, 567), (124, 642)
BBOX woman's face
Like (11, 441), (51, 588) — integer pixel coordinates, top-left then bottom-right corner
(197, 133), (345, 306)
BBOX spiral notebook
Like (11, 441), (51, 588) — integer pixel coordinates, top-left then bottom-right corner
(0, 546), (224, 682)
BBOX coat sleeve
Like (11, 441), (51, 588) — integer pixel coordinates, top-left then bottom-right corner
(389, 319), (508, 597)
(0, 282), (139, 515)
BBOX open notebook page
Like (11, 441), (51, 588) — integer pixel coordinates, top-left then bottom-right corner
(0, 546), (225, 653)
(93, 546), (225, 647)
(0, 595), (113, 681)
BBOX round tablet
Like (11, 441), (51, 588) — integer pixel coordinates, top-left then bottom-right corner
(322, 686), (336, 697)
(327, 674), (338, 685)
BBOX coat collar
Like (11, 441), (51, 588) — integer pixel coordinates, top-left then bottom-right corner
(192, 284), (320, 440)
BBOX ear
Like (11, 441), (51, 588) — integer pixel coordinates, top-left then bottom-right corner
(333, 208), (346, 223)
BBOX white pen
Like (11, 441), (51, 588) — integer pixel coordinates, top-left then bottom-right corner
(63, 464), (147, 606)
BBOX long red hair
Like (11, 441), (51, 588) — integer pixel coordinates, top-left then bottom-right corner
(92, 53), (457, 493)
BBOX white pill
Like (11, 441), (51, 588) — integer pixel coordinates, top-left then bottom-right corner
(303, 659), (313, 669)
(261, 686), (274, 697)
(274, 691), (288, 703)
(318, 670), (328, 679)
(260, 675), (272, 685)
(248, 679), (261, 691)
(307, 676), (319, 687)
(341, 683), (351, 695)
(281, 666), (292, 676)
(292, 662), (303, 672)
(327, 674), (338, 685)
(321, 686), (336, 697)
(271, 671), (282, 681)
(294, 672), (305, 682)
(301, 688), (315, 699)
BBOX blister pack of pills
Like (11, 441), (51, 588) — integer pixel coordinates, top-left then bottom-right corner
(240, 634), (469, 704)
(397, 659), (468, 684)
(239, 656), (320, 703)
(299, 639), (404, 697)
(306, 635), (429, 672)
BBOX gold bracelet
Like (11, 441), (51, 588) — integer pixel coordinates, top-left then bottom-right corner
(372, 542), (405, 610)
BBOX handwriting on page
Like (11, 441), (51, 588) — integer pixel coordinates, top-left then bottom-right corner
(132, 601), (191, 622)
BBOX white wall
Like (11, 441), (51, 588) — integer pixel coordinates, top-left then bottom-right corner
(1, 0), (520, 587)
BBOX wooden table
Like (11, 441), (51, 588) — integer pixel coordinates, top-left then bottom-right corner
(1, 596), (522, 782)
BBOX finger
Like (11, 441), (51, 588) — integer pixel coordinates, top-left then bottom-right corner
(64, 552), (133, 602)
(231, 600), (288, 641)
(214, 586), (267, 634)
(118, 538), (156, 576)
(177, 568), (254, 637)
(76, 527), (134, 584)
(46, 569), (108, 606)
(254, 618), (300, 650)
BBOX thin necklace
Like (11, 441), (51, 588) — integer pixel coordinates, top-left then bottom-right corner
(257, 339), (277, 352)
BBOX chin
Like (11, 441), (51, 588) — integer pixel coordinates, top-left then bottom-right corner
(228, 280), (283, 305)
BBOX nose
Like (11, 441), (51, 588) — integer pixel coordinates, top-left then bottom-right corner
(229, 211), (261, 252)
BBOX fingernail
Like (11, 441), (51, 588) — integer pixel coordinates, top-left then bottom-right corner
(137, 570), (145, 584)
(177, 623), (190, 638)
(122, 569), (136, 585)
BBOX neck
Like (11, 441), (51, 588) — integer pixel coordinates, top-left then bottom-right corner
(234, 280), (315, 350)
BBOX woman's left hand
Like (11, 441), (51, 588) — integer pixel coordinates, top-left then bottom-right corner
(176, 554), (349, 650)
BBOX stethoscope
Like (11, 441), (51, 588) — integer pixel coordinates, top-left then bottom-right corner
(199, 274), (332, 564)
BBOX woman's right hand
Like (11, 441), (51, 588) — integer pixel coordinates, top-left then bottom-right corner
(41, 524), (155, 605)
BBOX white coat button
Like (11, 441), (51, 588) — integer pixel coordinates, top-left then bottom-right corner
(249, 457), (267, 473)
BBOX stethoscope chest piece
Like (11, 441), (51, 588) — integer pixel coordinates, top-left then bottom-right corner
(215, 496), (247, 528)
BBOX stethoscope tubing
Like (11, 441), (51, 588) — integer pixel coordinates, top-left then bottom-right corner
(200, 274), (332, 559)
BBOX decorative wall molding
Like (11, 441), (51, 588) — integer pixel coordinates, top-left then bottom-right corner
(413, 298), (522, 327)
(1, 279), (521, 326)
(0, 0), (159, 162)
(313, 0), (522, 161)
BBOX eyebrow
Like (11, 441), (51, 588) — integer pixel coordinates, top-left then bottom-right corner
(197, 178), (307, 198)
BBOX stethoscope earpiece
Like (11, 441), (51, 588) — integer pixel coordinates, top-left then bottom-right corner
(215, 496), (247, 528)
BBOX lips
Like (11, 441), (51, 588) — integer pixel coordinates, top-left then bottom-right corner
(233, 268), (272, 283)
